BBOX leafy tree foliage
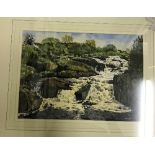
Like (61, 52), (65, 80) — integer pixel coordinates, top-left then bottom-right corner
(104, 44), (117, 52)
(129, 36), (143, 79)
(85, 40), (96, 47)
(21, 35), (130, 83)
(22, 45), (39, 65)
(62, 35), (73, 43)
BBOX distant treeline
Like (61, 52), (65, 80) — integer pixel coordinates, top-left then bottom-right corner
(21, 33), (143, 84)
(22, 34), (129, 60)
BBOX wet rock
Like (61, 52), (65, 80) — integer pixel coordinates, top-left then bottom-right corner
(19, 56), (136, 121)
(56, 57), (97, 78)
(107, 61), (121, 68)
(33, 98), (84, 119)
(113, 72), (141, 113)
(57, 70), (96, 78)
(40, 77), (71, 98)
(113, 73), (130, 107)
(105, 56), (128, 69)
(75, 84), (91, 101)
(81, 108), (133, 121)
(35, 107), (81, 119)
(72, 57), (105, 72)
(18, 87), (42, 113)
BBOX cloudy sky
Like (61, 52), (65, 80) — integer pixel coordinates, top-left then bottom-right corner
(23, 31), (138, 50)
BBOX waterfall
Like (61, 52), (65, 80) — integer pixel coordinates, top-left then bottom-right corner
(32, 56), (128, 104)
(32, 80), (43, 98)
(33, 56), (132, 120)
(55, 56), (128, 105)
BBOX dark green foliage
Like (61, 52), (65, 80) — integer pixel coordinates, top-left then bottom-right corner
(40, 37), (69, 56)
(116, 50), (129, 60)
(129, 36), (143, 79)
(56, 57), (96, 78)
(20, 35), (130, 85)
(22, 36), (129, 59)
(85, 40), (96, 47)
(62, 35), (73, 43)
(22, 45), (39, 66)
(35, 57), (58, 72)
(104, 44), (117, 52)
(20, 64), (36, 85)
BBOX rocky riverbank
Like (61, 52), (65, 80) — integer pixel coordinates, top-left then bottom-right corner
(18, 56), (136, 121)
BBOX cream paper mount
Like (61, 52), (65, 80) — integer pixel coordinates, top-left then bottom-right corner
(6, 19), (154, 136)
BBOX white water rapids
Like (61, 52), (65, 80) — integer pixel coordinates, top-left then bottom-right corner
(37, 56), (131, 114)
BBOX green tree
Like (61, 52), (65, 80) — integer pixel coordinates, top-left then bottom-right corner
(104, 44), (117, 52)
(41, 37), (62, 55)
(22, 45), (38, 66)
(62, 35), (73, 43)
(129, 36), (143, 78)
(41, 37), (60, 44)
(128, 35), (143, 114)
(23, 33), (35, 45)
(85, 40), (96, 47)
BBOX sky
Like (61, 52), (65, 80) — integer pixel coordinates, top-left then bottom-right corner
(23, 31), (139, 51)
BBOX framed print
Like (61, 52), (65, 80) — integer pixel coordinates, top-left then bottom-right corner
(5, 19), (154, 136)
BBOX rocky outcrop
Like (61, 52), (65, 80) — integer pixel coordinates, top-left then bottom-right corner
(75, 84), (91, 101)
(32, 98), (84, 119)
(40, 77), (71, 98)
(81, 108), (132, 121)
(57, 70), (96, 78)
(56, 57), (97, 78)
(113, 71), (141, 111)
(18, 87), (42, 113)
(113, 72), (130, 106)
(19, 56), (135, 121)
(105, 56), (128, 70)
(72, 57), (105, 72)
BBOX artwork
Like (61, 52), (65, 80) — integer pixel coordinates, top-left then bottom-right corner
(18, 30), (143, 121)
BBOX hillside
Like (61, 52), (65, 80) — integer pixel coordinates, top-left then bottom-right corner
(18, 34), (143, 121)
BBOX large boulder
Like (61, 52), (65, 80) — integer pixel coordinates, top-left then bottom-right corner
(113, 73), (130, 106)
(75, 84), (91, 101)
(105, 56), (128, 69)
(113, 71), (141, 112)
(72, 57), (105, 72)
(18, 87), (42, 113)
(81, 108), (132, 121)
(35, 58), (58, 72)
(57, 70), (96, 78)
(33, 98), (84, 119)
(40, 77), (71, 98)
(56, 57), (97, 78)
(106, 61), (121, 68)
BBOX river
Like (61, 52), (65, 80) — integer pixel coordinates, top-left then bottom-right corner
(31, 56), (132, 120)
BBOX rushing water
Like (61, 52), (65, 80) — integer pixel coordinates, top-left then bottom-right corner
(56, 56), (127, 104)
(58, 58), (119, 104)
(32, 56), (131, 117)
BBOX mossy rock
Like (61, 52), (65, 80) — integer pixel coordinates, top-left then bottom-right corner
(35, 58), (58, 72)
(57, 70), (96, 78)
(40, 77), (71, 98)
(56, 57), (96, 78)
(18, 87), (42, 113)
